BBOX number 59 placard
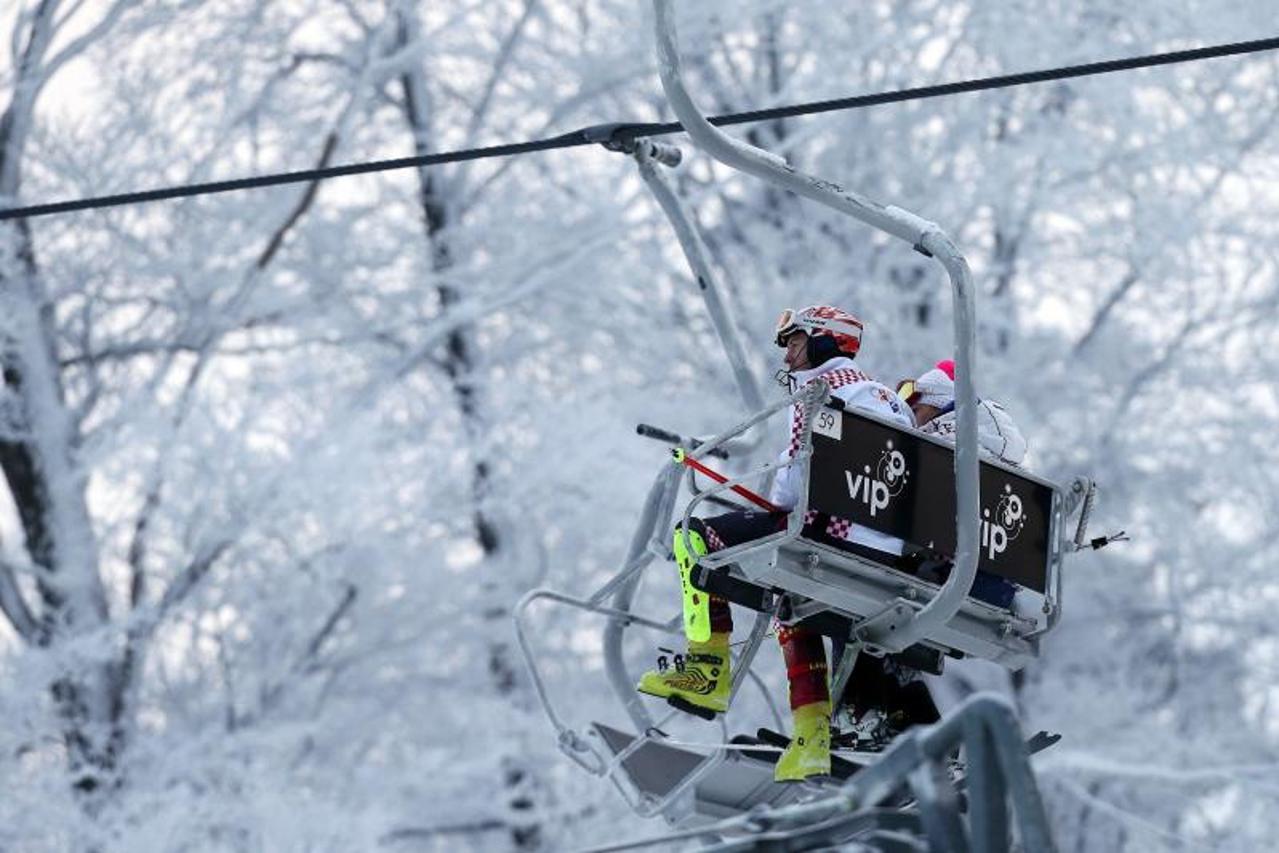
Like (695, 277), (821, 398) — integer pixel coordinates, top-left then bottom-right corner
(812, 408), (842, 440)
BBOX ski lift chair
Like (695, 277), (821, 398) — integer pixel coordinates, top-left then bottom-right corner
(642, 0), (1103, 708)
(672, 378), (1096, 714)
(513, 378), (1097, 829)
(513, 0), (1102, 831)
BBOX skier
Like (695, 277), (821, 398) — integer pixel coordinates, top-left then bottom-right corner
(636, 305), (914, 781)
(898, 359), (1027, 468)
(836, 359), (1029, 744)
(901, 359), (1027, 608)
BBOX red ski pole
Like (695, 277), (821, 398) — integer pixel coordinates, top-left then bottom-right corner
(671, 448), (782, 513)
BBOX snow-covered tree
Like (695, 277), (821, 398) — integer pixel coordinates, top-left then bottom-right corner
(2, 1), (1278, 849)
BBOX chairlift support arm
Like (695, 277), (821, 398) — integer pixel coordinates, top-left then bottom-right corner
(584, 125), (768, 418)
(632, 143), (767, 415)
(650, 0), (981, 652)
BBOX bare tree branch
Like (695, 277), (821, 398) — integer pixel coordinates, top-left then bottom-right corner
(1072, 268), (1140, 356)
(459, 0), (540, 151)
(254, 131), (340, 269)
(154, 539), (233, 622)
(301, 582), (357, 667)
(43, 0), (133, 80)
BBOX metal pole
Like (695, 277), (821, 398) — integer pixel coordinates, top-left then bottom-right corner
(635, 144), (766, 414)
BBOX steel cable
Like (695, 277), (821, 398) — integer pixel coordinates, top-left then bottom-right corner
(2, 35), (1277, 221)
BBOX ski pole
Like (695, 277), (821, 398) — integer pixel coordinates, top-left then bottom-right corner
(670, 448), (781, 513)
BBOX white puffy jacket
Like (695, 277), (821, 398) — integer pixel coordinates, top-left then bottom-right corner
(918, 398), (1027, 466)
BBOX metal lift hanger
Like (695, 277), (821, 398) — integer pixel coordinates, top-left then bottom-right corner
(513, 2), (1103, 840)
(651, 0), (984, 651)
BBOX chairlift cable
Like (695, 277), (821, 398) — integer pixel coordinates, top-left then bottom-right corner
(1, 34), (1276, 221)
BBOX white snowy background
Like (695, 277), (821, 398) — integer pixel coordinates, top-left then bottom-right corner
(1, 0), (1277, 850)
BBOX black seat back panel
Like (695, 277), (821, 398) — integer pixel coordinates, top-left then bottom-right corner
(807, 408), (1054, 593)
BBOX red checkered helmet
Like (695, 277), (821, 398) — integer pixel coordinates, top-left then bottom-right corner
(774, 305), (863, 359)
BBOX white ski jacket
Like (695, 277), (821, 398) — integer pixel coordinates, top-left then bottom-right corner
(918, 398), (1027, 466)
(768, 357), (913, 554)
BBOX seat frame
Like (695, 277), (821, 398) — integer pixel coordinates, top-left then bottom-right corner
(678, 392), (1074, 671)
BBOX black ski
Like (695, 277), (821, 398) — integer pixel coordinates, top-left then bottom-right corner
(751, 727), (1061, 773)
(1024, 730), (1062, 755)
(729, 734), (785, 766)
(750, 728), (863, 779)
(667, 695), (717, 721)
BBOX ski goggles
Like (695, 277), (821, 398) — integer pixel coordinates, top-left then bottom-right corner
(896, 379), (921, 405)
(775, 308), (802, 347)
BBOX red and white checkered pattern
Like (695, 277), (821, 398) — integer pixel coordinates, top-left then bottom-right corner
(824, 515), (853, 539)
(820, 367), (870, 388)
(787, 409), (807, 458)
(803, 509), (854, 539)
(784, 370), (871, 544)
(702, 524), (727, 553)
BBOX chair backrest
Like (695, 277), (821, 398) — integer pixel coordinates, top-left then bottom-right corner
(806, 406), (1059, 593)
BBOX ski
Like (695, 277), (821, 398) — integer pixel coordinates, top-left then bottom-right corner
(750, 728), (868, 779)
(748, 727), (1062, 780)
(1023, 730), (1062, 755)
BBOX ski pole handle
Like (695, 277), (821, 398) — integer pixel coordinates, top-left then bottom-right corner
(671, 449), (781, 513)
(636, 424), (729, 459)
(636, 423), (680, 444)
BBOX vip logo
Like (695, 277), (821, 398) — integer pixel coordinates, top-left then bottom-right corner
(981, 484), (1026, 559)
(845, 440), (909, 517)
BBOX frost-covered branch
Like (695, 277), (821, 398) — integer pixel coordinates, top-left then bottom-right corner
(0, 555), (37, 641)
(1052, 775), (1198, 847)
(469, 0), (540, 142)
(1041, 751), (1279, 786)
(380, 819), (506, 844)
(254, 130), (339, 270)
(42, 0), (133, 80)
(154, 539), (233, 623)
(300, 582), (357, 667)
(387, 223), (618, 381)
(1072, 267), (1140, 355)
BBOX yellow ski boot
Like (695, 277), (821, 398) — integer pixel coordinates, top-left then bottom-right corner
(671, 524), (712, 643)
(775, 701), (832, 782)
(637, 524), (731, 715)
(636, 632), (732, 714)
